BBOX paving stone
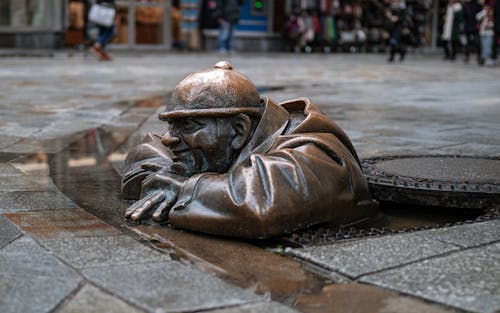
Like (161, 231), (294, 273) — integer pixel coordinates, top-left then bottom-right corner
(4, 208), (121, 239)
(0, 175), (57, 192)
(57, 284), (145, 313)
(293, 283), (456, 313)
(131, 225), (321, 301)
(0, 215), (22, 248)
(0, 163), (24, 175)
(361, 243), (500, 313)
(287, 233), (460, 278)
(40, 235), (168, 269)
(82, 261), (260, 313)
(206, 302), (300, 313)
(0, 237), (82, 313)
(415, 220), (500, 248)
(0, 190), (78, 213)
(0, 136), (21, 150)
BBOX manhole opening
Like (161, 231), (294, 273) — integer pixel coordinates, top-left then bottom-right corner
(281, 202), (499, 247)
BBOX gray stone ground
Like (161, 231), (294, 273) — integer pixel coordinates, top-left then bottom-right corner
(0, 51), (499, 313)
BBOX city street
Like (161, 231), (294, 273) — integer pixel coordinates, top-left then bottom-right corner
(0, 51), (499, 313)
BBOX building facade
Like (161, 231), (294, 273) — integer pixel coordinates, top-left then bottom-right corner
(0, 0), (443, 51)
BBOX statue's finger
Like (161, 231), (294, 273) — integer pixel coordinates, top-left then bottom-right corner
(141, 162), (162, 172)
(125, 196), (150, 218)
(152, 193), (177, 222)
(130, 191), (165, 221)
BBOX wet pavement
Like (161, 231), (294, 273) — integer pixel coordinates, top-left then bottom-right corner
(0, 51), (499, 313)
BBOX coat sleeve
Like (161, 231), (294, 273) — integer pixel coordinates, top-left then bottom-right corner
(168, 133), (375, 238)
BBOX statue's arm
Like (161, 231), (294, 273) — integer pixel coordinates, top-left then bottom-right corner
(168, 134), (374, 238)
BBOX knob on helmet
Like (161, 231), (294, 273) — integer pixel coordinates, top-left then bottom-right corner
(159, 61), (262, 120)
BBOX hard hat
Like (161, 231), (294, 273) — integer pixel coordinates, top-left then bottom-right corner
(159, 61), (262, 120)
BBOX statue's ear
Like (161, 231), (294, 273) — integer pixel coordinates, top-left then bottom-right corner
(231, 113), (252, 150)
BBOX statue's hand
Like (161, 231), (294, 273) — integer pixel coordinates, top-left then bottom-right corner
(141, 161), (190, 177)
(125, 173), (186, 222)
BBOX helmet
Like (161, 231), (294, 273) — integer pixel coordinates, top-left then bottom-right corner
(159, 61), (262, 120)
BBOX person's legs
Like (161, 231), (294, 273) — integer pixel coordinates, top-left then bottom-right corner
(217, 22), (230, 52)
(226, 23), (235, 52)
(444, 40), (451, 59)
(91, 25), (115, 61)
(97, 25), (115, 50)
(481, 35), (493, 62)
(491, 31), (499, 60)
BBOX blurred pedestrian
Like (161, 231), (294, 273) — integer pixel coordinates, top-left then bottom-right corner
(385, 0), (412, 62)
(198, 0), (219, 50)
(171, 0), (183, 49)
(88, 0), (116, 61)
(213, 0), (242, 53)
(492, 0), (500, 62)
(463, 0), (482, 63)
(442, 0), (464, 60)
(476, 4), (495, 65)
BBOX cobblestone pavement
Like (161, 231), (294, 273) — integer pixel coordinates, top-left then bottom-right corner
(0, 51), (499, 313)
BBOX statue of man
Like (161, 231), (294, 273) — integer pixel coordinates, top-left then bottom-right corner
(122, 61), (377, 239)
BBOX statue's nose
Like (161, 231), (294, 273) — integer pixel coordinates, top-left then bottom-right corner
(161, 133), (180, 146)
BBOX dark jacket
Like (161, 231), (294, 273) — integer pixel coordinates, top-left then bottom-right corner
(213, 0), (242, 24)
(463, 0), (481, 33)
(122, 98), (377, 239)
(495, 0), (500, 32)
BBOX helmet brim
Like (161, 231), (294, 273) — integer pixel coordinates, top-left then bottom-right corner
(158, 107), (262, 120)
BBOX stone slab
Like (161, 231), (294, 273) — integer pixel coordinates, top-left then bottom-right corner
(361, 242), (500, 313)
(82, 261), (260, 313)
(206, 302), (300, 313)
(0, 215), (22, 248)
(294, 283), (456, 313)
(415, 220), (500, 248)
(40, 235), (168, 269)
(4, 208), (121, 239)
(131, 225), (321, 301)
(57, 284), (145, 313)
(0, 191), (78, 213)
(287, 233), (460, 278)
(0, 163), (24, 175)
(0, 237), (82, 313)
(0, 175), (57, 192)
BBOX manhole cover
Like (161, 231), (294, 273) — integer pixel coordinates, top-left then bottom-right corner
(361, 155), (500, 209)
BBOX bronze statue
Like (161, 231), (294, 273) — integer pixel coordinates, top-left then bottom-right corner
(122, 61), (377, 239)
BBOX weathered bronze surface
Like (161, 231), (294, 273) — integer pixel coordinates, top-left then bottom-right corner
(122, 61), (377, 238)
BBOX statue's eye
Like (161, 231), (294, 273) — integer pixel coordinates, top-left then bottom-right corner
(183, 119), (203, 132)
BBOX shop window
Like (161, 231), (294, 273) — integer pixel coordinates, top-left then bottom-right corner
(135, 6), (164, 44)
(0, 0), (46, 28)
(113, 6), (129, 44)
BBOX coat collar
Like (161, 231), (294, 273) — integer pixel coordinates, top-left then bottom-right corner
(231, 97), (289, 168)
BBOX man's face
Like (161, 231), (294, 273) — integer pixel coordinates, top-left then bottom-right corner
(161, 117), (235, 176)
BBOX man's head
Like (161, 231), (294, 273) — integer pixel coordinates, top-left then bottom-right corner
(159, 61), (263, 176)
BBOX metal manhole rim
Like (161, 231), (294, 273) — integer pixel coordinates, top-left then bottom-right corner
(361, 154), (500, 193)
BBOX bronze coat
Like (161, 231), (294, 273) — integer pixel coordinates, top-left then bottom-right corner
(123, 98), (377, 238)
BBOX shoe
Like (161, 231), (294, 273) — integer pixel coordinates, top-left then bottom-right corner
(99, 50), (112, 61)
(90, 45), (105, 60)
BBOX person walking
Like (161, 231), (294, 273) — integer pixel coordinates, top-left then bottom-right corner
(213, 0), (242, 53)
(441, 0), (464, 60)
(88, 0), (116, 61)
(491, 0), (500, 63)
(476, 4), (495, 65)
(385, 0), (412, 62)
(463, 0), (482, 63)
